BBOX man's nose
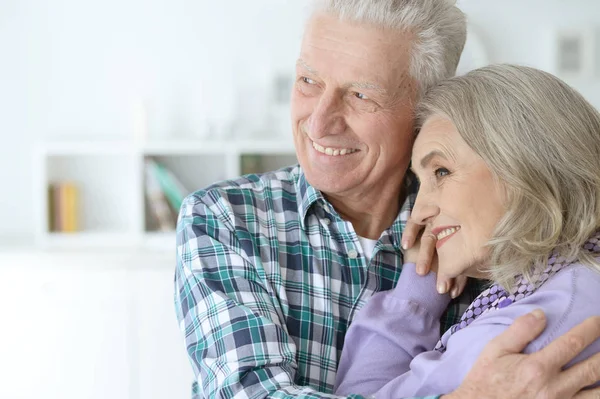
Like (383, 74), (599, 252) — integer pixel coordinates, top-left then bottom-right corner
(307, 90), (346, 139)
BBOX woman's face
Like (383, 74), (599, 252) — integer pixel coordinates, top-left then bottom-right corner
(410, 115), (506, 279)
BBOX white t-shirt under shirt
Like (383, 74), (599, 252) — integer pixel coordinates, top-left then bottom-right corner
(357, 235), (378, 263)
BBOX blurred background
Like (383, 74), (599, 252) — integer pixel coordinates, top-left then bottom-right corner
(0, 0), (599, 398)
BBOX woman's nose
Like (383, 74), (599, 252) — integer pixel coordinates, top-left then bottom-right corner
(410, 192), (440, 225)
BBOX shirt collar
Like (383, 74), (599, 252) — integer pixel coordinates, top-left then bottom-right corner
(295, 167), (419, 239)
(296, 167), (327, 229)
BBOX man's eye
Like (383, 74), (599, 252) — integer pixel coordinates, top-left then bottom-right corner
(302, 77), (316, 85)
(354, 92), (369, 100)
(434, 168), (450, 178)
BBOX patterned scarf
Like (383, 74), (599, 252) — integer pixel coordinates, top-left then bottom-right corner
(435, 231), (600, 353)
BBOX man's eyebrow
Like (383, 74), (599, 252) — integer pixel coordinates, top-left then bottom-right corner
(349, 81), (387, 95)
(420, 150), (448, 169)
(297, 59), (318, 75)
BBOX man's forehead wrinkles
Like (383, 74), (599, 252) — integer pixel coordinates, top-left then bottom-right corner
(297, 58), (318, 75)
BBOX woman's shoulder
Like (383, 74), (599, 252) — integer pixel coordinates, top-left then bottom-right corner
(536, 262), (600, 298)
(536, 262), (600, 308)
(524, 263), (600, 354)
(472, 263), (600, 352)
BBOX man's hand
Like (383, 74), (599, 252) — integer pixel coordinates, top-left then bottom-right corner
(444, 311), (600, 399)
(402, 218), (467, 297)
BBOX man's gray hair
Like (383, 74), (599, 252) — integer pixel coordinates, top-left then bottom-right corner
(311, 0), (467, 95)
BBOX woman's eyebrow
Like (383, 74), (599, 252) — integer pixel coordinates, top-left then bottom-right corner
(420, 150), (448, 169)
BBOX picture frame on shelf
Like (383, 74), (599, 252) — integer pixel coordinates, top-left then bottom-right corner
(553, 28), (596, 80)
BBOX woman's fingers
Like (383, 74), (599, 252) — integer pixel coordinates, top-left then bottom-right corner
(416, 226), (437, 276)
(402, 218), (423, 251)
(448, 275), (468, 299)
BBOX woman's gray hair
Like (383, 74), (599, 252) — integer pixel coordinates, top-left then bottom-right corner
(310, 0), (467, 96)
(417, 64), (600, 290)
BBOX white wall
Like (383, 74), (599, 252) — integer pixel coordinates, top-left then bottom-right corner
(459, 0), (600, 105)
(1, 0), (600, 240)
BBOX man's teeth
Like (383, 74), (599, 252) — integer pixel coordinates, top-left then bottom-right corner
(436, 227), (460, 240)
(312, 141), (357, 156)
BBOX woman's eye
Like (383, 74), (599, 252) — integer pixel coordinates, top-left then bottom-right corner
(354, 92), (369, 100)
(434, 168), (450, 178)
(302, 77), (316, 85)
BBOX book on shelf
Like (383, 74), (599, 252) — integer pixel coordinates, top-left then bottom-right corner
(144, 158), (189, 232)
(241, 154), (264, 175)
(47, 182), (79, 233)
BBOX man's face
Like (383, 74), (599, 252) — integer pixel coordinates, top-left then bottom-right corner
(291, 13), (418, 199)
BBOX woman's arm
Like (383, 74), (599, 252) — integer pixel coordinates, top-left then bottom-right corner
(334, 263), (451, 396)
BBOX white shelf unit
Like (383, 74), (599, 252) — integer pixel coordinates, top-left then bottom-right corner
(34, 138), (297, 250)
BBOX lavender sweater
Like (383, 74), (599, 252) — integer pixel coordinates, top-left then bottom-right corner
(334, 262), (600, 398)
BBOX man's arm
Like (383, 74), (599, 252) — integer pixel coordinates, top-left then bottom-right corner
(174, 193), (366, 399)
(445, 312), (600, 399)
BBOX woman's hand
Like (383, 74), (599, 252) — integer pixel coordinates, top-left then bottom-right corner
(403, 219), (468, 297)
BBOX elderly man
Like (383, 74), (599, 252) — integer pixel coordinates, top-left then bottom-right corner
(174, 1), (600, 398)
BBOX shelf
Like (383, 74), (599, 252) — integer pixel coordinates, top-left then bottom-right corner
(32, 231), (177, 252)
(35, 138), (296, 156)
(45, 154), (137, 233)
(36, 232), (176, 252)
(34, 138), (298, 251)
(234, 138), (295, 153)
(41, 232), (139, 249)
(142, 140), (227, 155)
(37, 140), (136, 156)
(142, 232), (176, 251)
(141, 138), (295, 155)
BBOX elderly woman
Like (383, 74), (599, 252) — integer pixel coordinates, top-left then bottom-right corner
(334, 64), (600, 398)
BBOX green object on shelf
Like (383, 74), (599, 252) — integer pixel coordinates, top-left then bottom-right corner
(241, 154), (263, 175)
(147, 159), (188, 213)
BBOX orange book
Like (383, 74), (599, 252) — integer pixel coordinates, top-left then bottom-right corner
(62, 182), (78, 233)
(54, 184), (63, 232)
(47, 184), (55, 232)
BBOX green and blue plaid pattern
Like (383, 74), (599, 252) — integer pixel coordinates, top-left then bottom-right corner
(175, 165), (480, 399)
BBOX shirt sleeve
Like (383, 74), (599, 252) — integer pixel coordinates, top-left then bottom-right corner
(174, 193), (350, 399)
(334, 263), (451, 397)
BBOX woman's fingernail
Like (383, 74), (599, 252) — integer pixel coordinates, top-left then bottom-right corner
(532, 309), (545, 320)
(437, 282), (448, 294)
(401, 239), (409, 250)
(450, 287), (459, 298)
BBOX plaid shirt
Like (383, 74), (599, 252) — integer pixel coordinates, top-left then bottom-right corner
(174, 165), (480, 399)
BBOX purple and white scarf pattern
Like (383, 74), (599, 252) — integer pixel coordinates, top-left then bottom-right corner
(435, 231), (600, 353)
